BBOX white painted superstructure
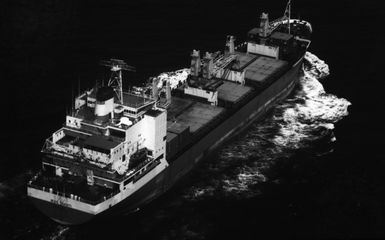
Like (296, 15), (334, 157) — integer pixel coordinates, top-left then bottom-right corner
(247, 43), (280, 58)
(28, 59), (171, 222)
(27, 0), (313, 225)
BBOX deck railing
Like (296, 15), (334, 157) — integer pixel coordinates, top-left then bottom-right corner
(28, 157), (160, 206)
(28, 175), (120, 206)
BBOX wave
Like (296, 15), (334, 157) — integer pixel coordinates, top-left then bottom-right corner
(42, 226), (69, 240)
(179, 52), (351, 200)
(0, 182), (8, 199)
(4, 52), (350, 240)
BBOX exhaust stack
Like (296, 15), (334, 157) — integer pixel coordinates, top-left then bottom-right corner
(259, 12), (270, 39)
(202, 52), (213, 79)
(166, 80), (172, 105)
(152, 77), (159, 100)
(226, 35), (235, 53)
(190, 50), (201, 77)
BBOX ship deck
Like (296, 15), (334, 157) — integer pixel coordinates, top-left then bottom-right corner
(164, 50), (295, 160)
(166, 97), (194, 120)
(245, 56), (288, 83)
(168, 102), (225, 134)
(229, 51), (258, 71)
(217, 81), (253, 103)
(121, 92), (153, 109)
(29, 172), (116, 205)
(56, 128), (121, 154)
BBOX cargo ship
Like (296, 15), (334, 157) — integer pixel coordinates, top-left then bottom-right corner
(27, 1), (312, 225)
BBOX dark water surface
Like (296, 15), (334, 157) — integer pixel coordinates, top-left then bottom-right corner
(0, 0), (384, 239)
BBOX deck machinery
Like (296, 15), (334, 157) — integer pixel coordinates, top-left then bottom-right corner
(28, 1), (312, 225)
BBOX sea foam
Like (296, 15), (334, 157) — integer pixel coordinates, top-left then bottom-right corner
(175, 52), (352, 200)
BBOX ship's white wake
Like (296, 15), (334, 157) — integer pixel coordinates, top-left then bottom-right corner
(272, 52), (350, 150)
(3, 52), (351, 240)
(0, 173), (69, 240)
(42, 226), (69, 240)
(176, 52), (352, 200)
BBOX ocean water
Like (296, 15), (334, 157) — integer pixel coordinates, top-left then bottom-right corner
(0, 52), (351, 239)
(1, 0), (383, 239)
(167, 52), (350, 201)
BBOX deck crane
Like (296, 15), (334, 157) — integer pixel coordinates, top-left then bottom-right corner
(212, 54), (238, 79)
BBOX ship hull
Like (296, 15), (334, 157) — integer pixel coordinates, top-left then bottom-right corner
(163, 58), (303, 190)
(29, 197), (94, 225)
(29, 57), (303, 225)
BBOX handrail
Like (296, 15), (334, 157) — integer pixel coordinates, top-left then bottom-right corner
(28, 157), (160, 205)
(28, 181), (120, 205)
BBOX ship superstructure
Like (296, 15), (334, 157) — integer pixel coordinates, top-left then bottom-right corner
(28, 1), (312, 225)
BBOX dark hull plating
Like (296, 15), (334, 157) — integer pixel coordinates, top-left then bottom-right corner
(30, 58), (303, 225)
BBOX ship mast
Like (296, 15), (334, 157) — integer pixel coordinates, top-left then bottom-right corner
(266, 0), (292, 35)
(284, 0), (291, 34)
(99, 59), (136, 104)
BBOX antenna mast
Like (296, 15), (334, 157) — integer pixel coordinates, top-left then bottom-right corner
(99, 59), (136, 104)
(284, 0), (291, 34)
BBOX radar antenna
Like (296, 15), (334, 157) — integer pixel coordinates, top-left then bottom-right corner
(99, 59), (136, 103)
